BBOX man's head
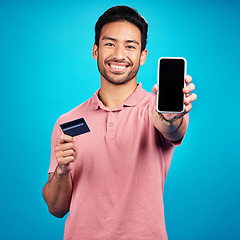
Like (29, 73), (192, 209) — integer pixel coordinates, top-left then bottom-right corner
(95, 5), (148, 52)
(93, 6), (148, 86)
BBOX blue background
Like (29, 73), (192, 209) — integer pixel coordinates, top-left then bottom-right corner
(1, 0), (239, 239)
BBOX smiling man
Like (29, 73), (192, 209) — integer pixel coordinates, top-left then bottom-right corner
(43, 5), (197, 240)
(93, 20), (148, 110)
(94, 21), (146, 86)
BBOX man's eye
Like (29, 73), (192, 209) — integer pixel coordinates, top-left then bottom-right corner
(105, 43), (114, 47)
(127, 45), (136, 49)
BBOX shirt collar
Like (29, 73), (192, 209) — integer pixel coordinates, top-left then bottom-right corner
(91, 83), (143, 111)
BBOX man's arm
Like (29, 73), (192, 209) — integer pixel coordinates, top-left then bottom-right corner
(152, 75), (197, 142)
(42, 134), (76, 218)
(152, 113), (187, 142)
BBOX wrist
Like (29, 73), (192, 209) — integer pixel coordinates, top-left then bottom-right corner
(171, 117), (184, 132)
(56, 165), (71, 177)
(158, 113), (184, 133)
(158, 113), (182, 125)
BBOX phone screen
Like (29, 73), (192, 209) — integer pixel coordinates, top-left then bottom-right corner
(157, 58), (186, 113)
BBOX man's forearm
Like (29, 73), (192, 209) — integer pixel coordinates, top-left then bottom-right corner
(42, 166), (73, 218)
(152, 112), (187, 142)
(161, 117), (187, 142)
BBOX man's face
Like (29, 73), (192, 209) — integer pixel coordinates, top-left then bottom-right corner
(93, 21), (147, 85)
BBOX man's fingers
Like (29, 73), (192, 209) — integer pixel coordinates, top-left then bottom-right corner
(185, 75), (192, 84)
(185, 103), (192, 113)
(152, 84), (158, 94)
(56, 142), (76, 151)
(57, 134), (74, 145)
(55, 133), (77, 167)
(183, 83), (195, 94)
(59, 156), (75, 165)
(55, 148), (75, 158)
(184, 93), (197, 105)
(61, 149), (75, 157)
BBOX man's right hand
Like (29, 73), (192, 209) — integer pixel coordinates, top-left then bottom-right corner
(43, 133), (75, 217)
(55, 134), (77, 175)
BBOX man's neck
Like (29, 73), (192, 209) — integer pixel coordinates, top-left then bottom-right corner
(98, 79), (137, 110)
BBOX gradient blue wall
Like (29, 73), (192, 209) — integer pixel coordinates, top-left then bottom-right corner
(0, 0), (239, 239)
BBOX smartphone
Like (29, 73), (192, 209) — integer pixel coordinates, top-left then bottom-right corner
(157, 57), (187, 113)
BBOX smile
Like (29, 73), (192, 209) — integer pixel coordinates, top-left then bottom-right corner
(107, 62), (129, 73)
(110, 64), (127, 70)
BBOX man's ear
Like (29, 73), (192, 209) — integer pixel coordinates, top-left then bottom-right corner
(140, 49), (148, 65)
(93, 44), (98, 60)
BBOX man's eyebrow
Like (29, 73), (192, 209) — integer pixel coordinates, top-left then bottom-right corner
(101, 37), (140, 45)
(126, 39), (140, 45)
(102, 37), (117, 42)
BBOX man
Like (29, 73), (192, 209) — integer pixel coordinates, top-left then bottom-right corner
(43, 5), (197, 240)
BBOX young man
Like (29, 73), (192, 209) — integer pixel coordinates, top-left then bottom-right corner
(43, 5), (197, 240)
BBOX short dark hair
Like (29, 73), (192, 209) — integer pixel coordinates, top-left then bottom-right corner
(95, 5), (148, 52)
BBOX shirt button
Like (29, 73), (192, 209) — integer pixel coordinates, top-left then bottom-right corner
(109, 122), (114, 127)
(110, 112), (114, 116)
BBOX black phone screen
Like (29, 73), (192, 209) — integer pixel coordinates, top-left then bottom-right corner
(157, 58), (185, 112)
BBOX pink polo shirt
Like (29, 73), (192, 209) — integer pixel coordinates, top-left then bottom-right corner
(49, 83), (189, 240)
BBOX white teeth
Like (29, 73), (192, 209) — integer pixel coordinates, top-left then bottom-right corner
(110, 64), (126, 70)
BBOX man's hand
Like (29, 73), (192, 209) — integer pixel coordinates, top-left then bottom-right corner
(55, 134), (77, 176)
(42, 133), (76, 218)
(152, 75), (197, 141)
(152, 75), (197, 121)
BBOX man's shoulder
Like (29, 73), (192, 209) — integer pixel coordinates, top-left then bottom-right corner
(136, 85), (155, 107)
(140, 88), (154, 100)
(128, 83), (155, 105)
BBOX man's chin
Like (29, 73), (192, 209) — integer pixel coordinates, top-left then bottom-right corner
(105, 77), (132, 85)
(103, 73), (137, 86)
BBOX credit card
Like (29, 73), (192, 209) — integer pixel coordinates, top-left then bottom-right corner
(60, 118), (90, 137)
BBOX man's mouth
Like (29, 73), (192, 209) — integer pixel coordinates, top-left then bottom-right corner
(107, 61), (130, 73)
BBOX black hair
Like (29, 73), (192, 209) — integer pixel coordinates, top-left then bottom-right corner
(95, 5), (148, 52)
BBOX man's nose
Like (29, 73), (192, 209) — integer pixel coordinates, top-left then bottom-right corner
(113, 46), (126, 60)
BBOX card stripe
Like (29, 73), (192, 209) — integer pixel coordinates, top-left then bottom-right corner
(62, 123), (84, 131)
